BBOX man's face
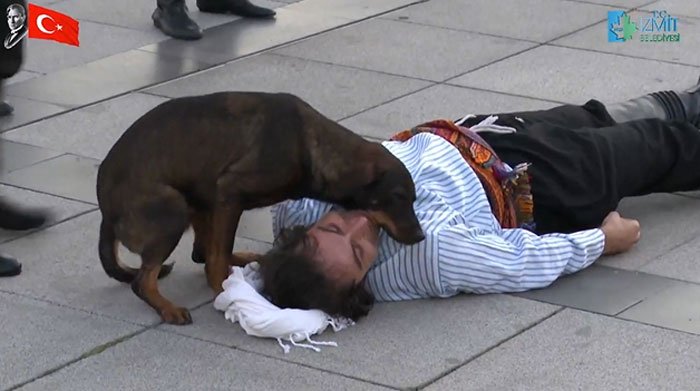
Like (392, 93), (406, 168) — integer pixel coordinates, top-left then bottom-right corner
(7, 9), (24, 31)
(305, 210), (380, 286)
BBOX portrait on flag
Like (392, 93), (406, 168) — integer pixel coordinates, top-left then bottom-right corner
(4, 2), (26, 49)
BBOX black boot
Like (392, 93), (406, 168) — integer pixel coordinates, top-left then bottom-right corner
(0, 198), (48, 231)
(0, 81), (13, 117)
(153, 0), (203, 40)
(197, 0), (276, 18)
(0, 254), (21, 277)
(605, 76), (700, 124)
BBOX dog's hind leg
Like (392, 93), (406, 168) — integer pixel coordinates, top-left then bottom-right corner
(126, 189), (192, 324)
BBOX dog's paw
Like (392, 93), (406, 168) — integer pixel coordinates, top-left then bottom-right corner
(160, 306), (193, 325)
(231, 252), (262, 266)
(191, 247), (206, 264)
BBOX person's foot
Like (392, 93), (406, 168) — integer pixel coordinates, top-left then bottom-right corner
(0, 101), (13, 117)
(152, 4), (203, 40)
(0, 254), (21, 277)
(0, 199), (49, 231)
(196, 0), (276, 18)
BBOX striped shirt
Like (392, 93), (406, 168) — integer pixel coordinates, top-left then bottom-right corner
(271, 132), (605, 302)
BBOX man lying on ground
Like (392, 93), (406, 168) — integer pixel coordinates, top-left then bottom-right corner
(255, 77), (700, 321)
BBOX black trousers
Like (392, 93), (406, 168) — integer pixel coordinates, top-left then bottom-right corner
(461, 99), (700, 235)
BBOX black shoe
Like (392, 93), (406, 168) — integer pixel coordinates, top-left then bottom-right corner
(152, 4), (203, 40)
(197, 0), (276, 18)
(0, 200), (49, 231)
(0, 255), (21, 277)
(0, 101), (13, 117)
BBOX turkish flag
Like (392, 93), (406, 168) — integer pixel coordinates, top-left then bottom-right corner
(27, 3), (79, 47)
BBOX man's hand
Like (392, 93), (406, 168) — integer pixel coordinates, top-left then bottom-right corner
(600, 211), (641, 255)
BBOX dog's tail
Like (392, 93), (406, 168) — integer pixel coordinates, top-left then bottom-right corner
(98, 218), (173, 282)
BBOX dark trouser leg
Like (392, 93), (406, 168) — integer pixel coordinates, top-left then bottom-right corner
(153, 0), (203, 40)
(480, 117), (700, 234)
(0, 80), (12, 117)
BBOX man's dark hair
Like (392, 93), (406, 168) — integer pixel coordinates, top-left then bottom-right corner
(258, 225), (375, 321)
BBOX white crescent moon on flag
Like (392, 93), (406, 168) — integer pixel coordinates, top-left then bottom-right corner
(36, 14), (57, 34)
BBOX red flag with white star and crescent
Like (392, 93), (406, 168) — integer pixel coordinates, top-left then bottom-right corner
(27, 3), (79, 47)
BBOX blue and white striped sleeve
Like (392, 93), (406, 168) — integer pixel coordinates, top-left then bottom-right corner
(271, 199), (335, 239)
(436, 225), (606, 295)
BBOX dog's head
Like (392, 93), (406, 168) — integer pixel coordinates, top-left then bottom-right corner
(348, 149), (425, 245)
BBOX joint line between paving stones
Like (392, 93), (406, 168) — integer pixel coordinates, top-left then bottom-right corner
(416, 307), (565, 390)
(1, 0), (429, 133)
(0, 207), (98, 245)
(155, 326), (401, 390)
(0, 181), (97, 206)
(4, 328), (151, 391)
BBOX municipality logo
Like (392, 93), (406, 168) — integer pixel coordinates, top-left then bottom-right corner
(608, 10), (680, 43)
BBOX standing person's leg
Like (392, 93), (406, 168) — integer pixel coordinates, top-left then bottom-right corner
(0, 79), (11, 117)
(152, 0), (203, 40)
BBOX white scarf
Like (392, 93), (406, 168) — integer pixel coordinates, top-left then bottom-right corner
(213, 262), (354, 354)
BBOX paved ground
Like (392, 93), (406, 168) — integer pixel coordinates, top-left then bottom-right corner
(1, 0), (700, 389)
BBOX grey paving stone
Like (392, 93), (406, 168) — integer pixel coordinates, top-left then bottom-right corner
(8, 49), (209, 108)
(0, 183), (94, 243)
(513, 265), (679, 315)
(272, 18), (536, 81)
(0, 154), (99, 204)
(0, 210), (270, 325)
(599, 194), (700, 270)
(553, 11), (700, 66)
(236, 206), (274, 243)
(340, 84), (557, 139)
(54, 0), (286, 32)
(640, 238), (700, 284)
(146, 53), (431, 120)
(0, 140), (61, 174)
(641, 0), (700, 19)
(17, 329), (386, 391)
(573, 0), (650, 6)
(383, 0), (612, 43)
(0, 96), (68, 133)
(159, 295), (559, 389)
(2, 93), (169, 160)
(450, 45), (700, 104)
(5, 70), (42, 85)
(618, 282), (700, 334)
(22, 19), (165, 74)
(0, 292), (143, 390)
(139, 8), (352, 66)
(425, 309), (700, 391)
(286, 0), (421, 19)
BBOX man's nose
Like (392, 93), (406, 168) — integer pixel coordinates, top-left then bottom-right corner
(345, 214), (371, 236)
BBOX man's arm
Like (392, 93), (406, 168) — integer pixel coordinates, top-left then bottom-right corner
(436, 212), (640, 295)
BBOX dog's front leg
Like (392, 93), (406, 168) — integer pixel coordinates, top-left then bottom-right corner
(206, 200), (241, 294)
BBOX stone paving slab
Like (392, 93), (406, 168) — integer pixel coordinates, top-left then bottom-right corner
(272, 18), (537, 81)
(2, 93), (169, 160)
(383, 0), (614, 43)
(0, 292), (143, 390)
(424, 309), (700, 391)
(449, 45), (700, 105)
(0, 140), (61, 174)
(159, 295), (559, 389)
(619, 282), (700, 334)
(640, 238), (700, 284)
(641, 0), (700, 19)
(552, 10), (700, 67)
(599, 194), (700, 270)
(146, 53), (431, 121)
(513, 265), (678, 315)
(341, 84), (558, 139)
(0, 154), (100, 204)
(0, 184), (94, 244)
(16, 329), (387, 391)
(0, 97), (68, 134)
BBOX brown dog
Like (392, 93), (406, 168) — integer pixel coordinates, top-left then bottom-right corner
(96, 91), (424, 325)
